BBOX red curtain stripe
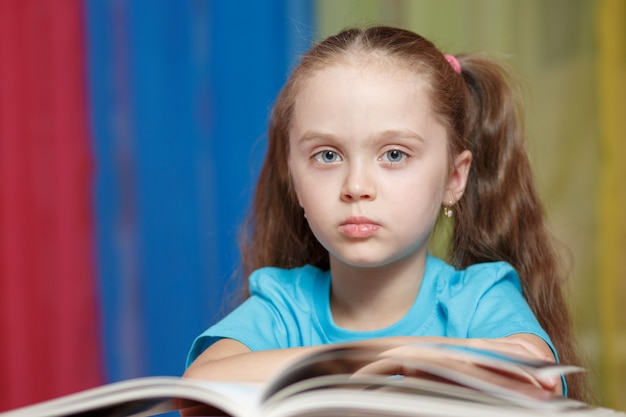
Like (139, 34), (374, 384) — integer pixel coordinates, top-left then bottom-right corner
(0, 0), (103, 411)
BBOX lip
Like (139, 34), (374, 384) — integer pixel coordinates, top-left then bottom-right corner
(338, 216), (381, 238)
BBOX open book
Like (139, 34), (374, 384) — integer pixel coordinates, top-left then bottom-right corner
(0, 342), (620, 417)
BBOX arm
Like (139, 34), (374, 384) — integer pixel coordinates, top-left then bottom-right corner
(454, 333), (562, 395)
(183, 334), (561, 394)
(183, 338), (324, 382)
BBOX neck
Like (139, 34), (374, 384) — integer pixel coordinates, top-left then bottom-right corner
(328, 251), (427, 331)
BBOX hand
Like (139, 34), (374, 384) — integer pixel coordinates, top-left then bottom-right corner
(462, 334), (561, 394)
(352, 335), (562, 396)
(461, 335), (556, 363)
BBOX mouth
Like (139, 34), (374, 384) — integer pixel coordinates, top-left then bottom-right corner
(338, 216), (381, 239)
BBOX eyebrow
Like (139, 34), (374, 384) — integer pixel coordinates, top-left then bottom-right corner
(295, 131), (336, 145)
(296, 129), (427, 145)
(377, 129), (426, 144)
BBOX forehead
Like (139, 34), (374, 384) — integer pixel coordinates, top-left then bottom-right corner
(293, 60), (433, 120)
(289, 60), (447, 148)
(304, 52), (424, 87)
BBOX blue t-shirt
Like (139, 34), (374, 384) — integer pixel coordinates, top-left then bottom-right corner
(187, 255), (555, 367)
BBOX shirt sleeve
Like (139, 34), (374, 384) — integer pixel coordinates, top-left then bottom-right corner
(185, 294), (289, 368)
(186, 268), (300, 367)
(442, 262), (554, 351)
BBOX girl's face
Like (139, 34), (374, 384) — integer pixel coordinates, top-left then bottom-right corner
(288, 62), (471, 269)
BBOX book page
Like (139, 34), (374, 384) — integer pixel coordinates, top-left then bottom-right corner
(0, 377), (262, 417)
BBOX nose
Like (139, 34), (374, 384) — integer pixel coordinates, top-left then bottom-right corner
(341, 163), (376, 202)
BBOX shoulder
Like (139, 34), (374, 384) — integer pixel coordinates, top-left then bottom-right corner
(462, 260), (521, 289)
(428, 255), (521, 299)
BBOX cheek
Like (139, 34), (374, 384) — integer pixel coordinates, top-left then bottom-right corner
(298, 187), (328, 215)
(387, 177), (446, 219)
(391, 195), (442, 240)
(290, 171), (319, 212)
(288, 161), (305, 207)
(290, 165), (337, 208)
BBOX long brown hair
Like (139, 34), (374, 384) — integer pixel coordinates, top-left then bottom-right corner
(238, 26), (588, 401)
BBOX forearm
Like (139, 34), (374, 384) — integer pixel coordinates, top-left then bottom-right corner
(183, 340), (325, 382)
(183, 334), (558, 391)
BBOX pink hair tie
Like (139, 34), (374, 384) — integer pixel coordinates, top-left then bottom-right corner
(444, 54), (462, 74)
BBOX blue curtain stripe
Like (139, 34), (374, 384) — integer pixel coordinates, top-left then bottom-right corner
(85, 0), (314, 382)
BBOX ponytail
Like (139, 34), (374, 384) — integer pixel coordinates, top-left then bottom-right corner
(451, 55), (589, 401)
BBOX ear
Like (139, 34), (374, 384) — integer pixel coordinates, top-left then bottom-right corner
(444, 150), (472, 204)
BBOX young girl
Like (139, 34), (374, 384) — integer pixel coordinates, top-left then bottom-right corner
(184, 26), (588, 401)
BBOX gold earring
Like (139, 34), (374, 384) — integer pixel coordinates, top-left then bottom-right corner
(443, 201), (453, 218)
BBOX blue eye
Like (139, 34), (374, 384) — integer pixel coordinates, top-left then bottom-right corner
(383, 149), (405, 162)
(314, 150), (341, 163)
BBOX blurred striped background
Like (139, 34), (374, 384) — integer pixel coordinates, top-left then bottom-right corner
(0, 0), (624, 412)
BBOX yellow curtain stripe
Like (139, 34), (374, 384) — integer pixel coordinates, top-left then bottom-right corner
(597, 0), (626, 408)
